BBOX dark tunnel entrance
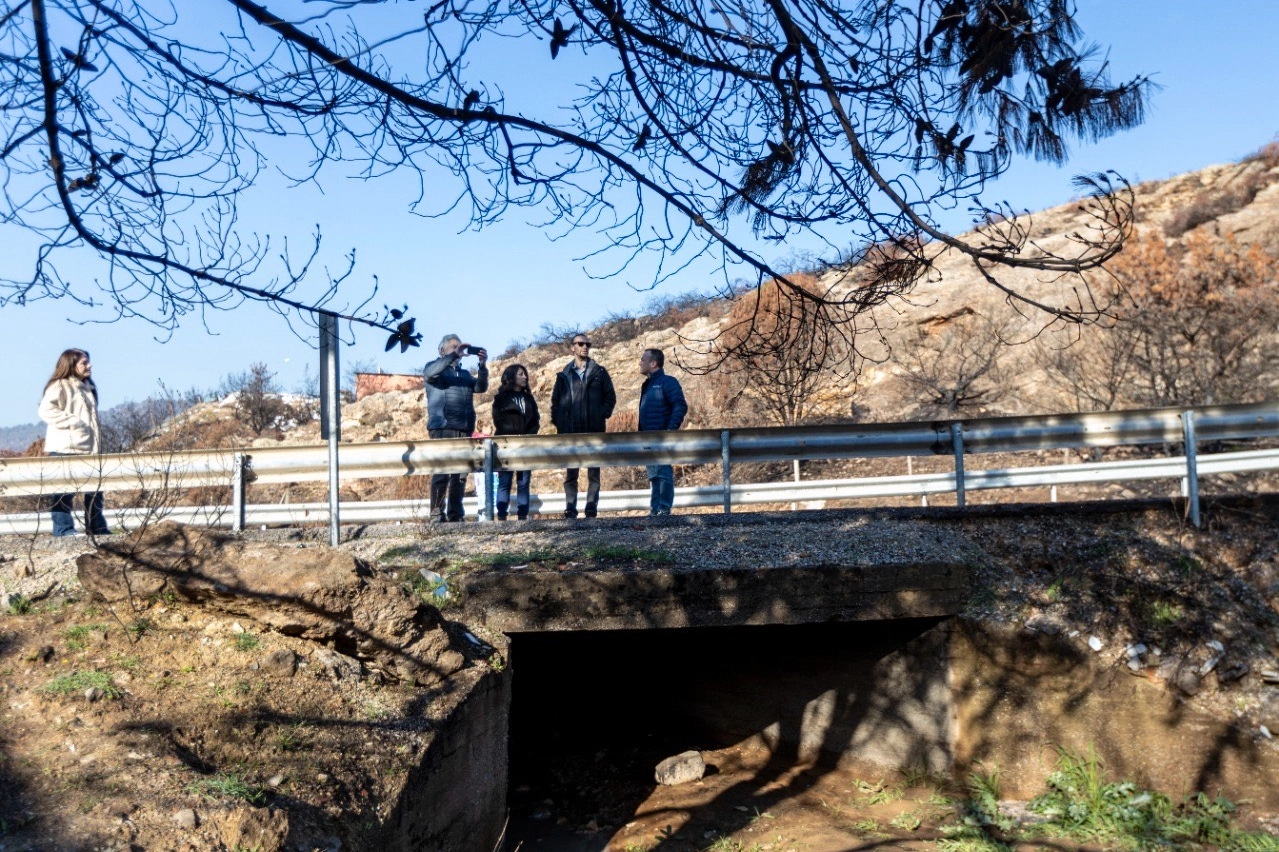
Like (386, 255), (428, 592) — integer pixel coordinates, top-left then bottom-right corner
(505, 616), (949, 851)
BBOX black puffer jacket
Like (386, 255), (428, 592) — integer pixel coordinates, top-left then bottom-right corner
(550, 360), (616, 434)
(492, 389), (540, 436)
(423, 353), (489, 432)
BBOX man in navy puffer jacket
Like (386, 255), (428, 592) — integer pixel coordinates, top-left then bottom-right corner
(638, 347), (688, 515)
(424, 334), (488, 521)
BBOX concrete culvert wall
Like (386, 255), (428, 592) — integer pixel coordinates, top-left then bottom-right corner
(505, 618), (953, 846)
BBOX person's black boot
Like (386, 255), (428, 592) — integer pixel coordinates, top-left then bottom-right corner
(517, 506), (528, 520)
(584, 502), (598, 518)
(496, 501), (509, 521)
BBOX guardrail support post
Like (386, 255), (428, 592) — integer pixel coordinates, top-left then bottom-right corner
(483, 439), (496, 522)
(950, 422), (966, 509)
(1182, 410), (1200, 528)
(720, 430), (732, 514)
(320, 311), (341, 546)
(232, 453), (247, 532)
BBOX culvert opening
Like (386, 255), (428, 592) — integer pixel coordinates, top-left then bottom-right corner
(506, 616), (948, 850)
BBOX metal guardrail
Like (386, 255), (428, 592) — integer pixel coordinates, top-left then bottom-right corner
(3, 445), (1279, 536)
(2, 401), (1277, 533)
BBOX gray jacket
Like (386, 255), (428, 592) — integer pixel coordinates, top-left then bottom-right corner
(423, 353), (488, 432)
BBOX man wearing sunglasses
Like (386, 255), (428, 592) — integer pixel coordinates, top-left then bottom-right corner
(550, 334), (616, 518)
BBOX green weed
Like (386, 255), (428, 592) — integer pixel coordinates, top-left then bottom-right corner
(936, 834), (1012, 852)
(273, 722), (311, 753)
(379, 544), (419, 563)
(476, 547), (562, 567)
(42, 670), (121, 698)
(1044, 577), (1066, 603)
(1176, 553), (1203, 578)
(186, 772), (267, 805)
(938, 764), (1017, 850)
(899, 762), (949, 790)
(848, 817), (886, 836)
(233, 633), (259, 651)
(112, 654), (143, 671)
(1027, 745), (1279, 851)
(854, 778), (904, 806)
(63, 622), (109, 649)
(1148, 600), (1184, 626)
(5, 594), (32, 615)
(890, 810), (923, 831)
(581, 544), (673, 563)
(126, 618), (153, 640)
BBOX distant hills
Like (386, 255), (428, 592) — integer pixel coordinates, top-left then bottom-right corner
(0, 422), (41, 454)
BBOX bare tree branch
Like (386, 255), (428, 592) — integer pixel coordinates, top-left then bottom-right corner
(1, 0), (1152, 358)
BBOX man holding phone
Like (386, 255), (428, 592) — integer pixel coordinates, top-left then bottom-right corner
(424, 334), (488, 522)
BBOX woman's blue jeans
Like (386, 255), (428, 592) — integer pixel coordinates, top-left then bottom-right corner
(48, 452), (109, 536)
(497, 470), (531, 517)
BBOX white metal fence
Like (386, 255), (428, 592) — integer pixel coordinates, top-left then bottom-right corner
(2, 401), (1277, 535)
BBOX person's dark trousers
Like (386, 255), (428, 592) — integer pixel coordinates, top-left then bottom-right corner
(563, 467), (601, 517)
(497, 470), (531, 520)
(48, 451), (109, 536)
(428, 429), (469, 521)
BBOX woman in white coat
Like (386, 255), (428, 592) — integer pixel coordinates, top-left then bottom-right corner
(38, 349), (110, 537)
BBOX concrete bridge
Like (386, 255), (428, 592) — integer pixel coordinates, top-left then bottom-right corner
(379, 502), (1279, 851)
(453, 510), (973, 633)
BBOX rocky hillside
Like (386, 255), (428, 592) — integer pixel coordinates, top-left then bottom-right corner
(220, 149), (1279, 453)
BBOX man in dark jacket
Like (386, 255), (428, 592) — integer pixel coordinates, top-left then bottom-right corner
(638, 347), (688, 515)
(424, 334), (488, 522)
(550, 334), (616, 518)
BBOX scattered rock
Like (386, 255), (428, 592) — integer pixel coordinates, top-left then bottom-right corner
(1218, 659), (1250, 683)
(1174, 668), (1202, 696)
(172, 808), (198, 830)
(84, 687), (103, 703)
(218, 806), (288, 852)
(1157, 656), (1202, 696)
(262, 649), (298, 678)
(314, 648), (362, 681)
(655, 750), (705, 786)
(1087, 635), (1103, 652)
(1024, 614), (1064, 635)
(1125, 643), (1149, 672)
(1258, 693), (1279, 732)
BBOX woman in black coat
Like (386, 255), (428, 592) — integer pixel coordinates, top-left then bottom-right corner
(491, 364), (541, 519)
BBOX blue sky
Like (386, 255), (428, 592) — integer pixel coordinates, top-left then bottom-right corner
(2, 1), (1278, 428)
